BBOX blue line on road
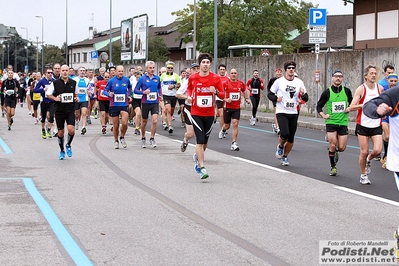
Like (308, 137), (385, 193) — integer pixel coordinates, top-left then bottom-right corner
(23, 178), (93, 266)
(238, 125), (360, 150)
(0, 137), (12, 154)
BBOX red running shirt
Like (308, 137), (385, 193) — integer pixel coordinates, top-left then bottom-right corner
(225, 79), (246, 109)
(187, 72), (223, 116)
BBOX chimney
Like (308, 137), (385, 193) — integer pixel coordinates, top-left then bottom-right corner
(89, 26), (93, 40)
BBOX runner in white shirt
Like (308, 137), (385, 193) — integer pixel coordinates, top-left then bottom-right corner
(268, 61), (308, 166)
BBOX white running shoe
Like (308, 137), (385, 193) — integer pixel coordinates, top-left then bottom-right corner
(218, 129), (225, 139)
(231, 142), (239, 151)
(275, 144), (283, 159)
(150, 138), (157, 148)
(360, 174), (371, 185)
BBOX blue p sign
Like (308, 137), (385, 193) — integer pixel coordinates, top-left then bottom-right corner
(309, 8), (327, 26)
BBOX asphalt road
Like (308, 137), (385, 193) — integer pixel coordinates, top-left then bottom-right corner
(0, 108), (398, 266)
(156, 115), (397, 202)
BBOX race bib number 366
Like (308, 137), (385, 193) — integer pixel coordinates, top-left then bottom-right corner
(332, 101), (346, 113)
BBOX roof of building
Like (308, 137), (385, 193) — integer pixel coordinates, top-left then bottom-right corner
(294, 14), (353, 50)
(0, 24), (18, 39)
(68, 21), (183, 51)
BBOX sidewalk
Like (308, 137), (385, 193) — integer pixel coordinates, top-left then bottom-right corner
(240, 109), (357, 136)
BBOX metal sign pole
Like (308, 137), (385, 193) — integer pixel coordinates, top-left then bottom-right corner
(315, 49), (319, 118)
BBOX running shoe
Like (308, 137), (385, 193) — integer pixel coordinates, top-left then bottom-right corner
(199, 167), (209, 179)
(66, 144), (72, 157)
(28, 111), (31, 116)
(218, 129), (226, 139)
(46, 130), (52, 138)
(172, 115), (175, 121)
(281, 157), (289, 166)
(53, 131), (58, 138)
(272, 121), (278, 133)
(20, 103), (23, 107)
(329, 166), (337, 176)
(42, 129), (47, 139)
(75, 120), (79, 130)
(7, 125), (11, 131)
(231, 142), (240, 151)
(168, 126), (174, 134)
(250, 117), (256, 126)
(374, 155), (381, 161)
(334, 150), (339, 164)
(365, 158), (371, 174)
(141, 138), (146, 148)
(87, 118), (92, 125)
(213, 116), (217, 124)
(181, 139), (188, 152)
(113, 140), (119, 149)
(275, 144), (283, 159)
(162, 122), (168, 131)
(128, 118), (133, 125)
(81, 127), (87, 135)
(59, 151), (65, 160)
(102, 127), (106, 134)
(181, 122), (186, 128)
(134, 128), (140, 135)
(10, 117), (13, 125)
(150, 138), (157, 148)
(360, 174), (371, 185)
(2, 112), (5, 117)
(120, 137), (127, 148)
(380, 157), (387, 169)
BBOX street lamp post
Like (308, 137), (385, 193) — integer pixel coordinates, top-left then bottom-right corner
(66, 0), (69, 65)
(36, 36), (39, 72)
(1, 43), (5, 72)
(24, 44), (30, 73)
(109, 0), (113, 67)
(35, 16), (44, 73)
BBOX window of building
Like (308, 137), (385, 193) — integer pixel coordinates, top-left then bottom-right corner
(77, 53), (80, 63)
(83, 52), (88, 63)
(188, 48), (193, 60)
(73, 53), (76, 63)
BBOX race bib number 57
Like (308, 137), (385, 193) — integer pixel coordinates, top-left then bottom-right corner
(196, 95), (212, 107)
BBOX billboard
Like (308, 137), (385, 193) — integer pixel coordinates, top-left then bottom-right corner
(132, 14), (148, 61)
(120, 18), (132, 61)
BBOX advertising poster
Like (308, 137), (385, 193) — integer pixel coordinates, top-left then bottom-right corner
(120, 18), (132, 61)
(132, 14), (148, 61)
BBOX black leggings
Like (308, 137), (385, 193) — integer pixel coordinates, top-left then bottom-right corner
(192, 115), (214, 145)
(276, 113), (299, 143)
(250, 96), (260, 117)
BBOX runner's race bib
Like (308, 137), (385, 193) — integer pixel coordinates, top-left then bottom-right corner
(230, 92), (240, 101)
(33, 92), (41, 100)
(196, 95), (212, 107)
(251, 88), (259, 94)
(114, 94), (125, 102)
(61, 93), (74, 103)
(332, 101), (346, 113)
(284, 99), (296, 110)
(147, 92), (157, 101)
(5, 89), (15, 96)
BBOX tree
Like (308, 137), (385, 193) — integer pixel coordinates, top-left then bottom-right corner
(148, 36), (170, 62)
(172, 0), (315, 56)
(41, 44), (66, 69)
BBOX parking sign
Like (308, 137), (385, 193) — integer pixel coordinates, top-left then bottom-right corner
(309, 8), (327, 26)
(309, 8), (327, 43)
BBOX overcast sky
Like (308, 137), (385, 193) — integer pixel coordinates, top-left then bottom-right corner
(2, 0), (353, 47)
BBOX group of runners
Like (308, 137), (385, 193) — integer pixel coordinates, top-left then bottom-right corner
(2, 57), (399, 186)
